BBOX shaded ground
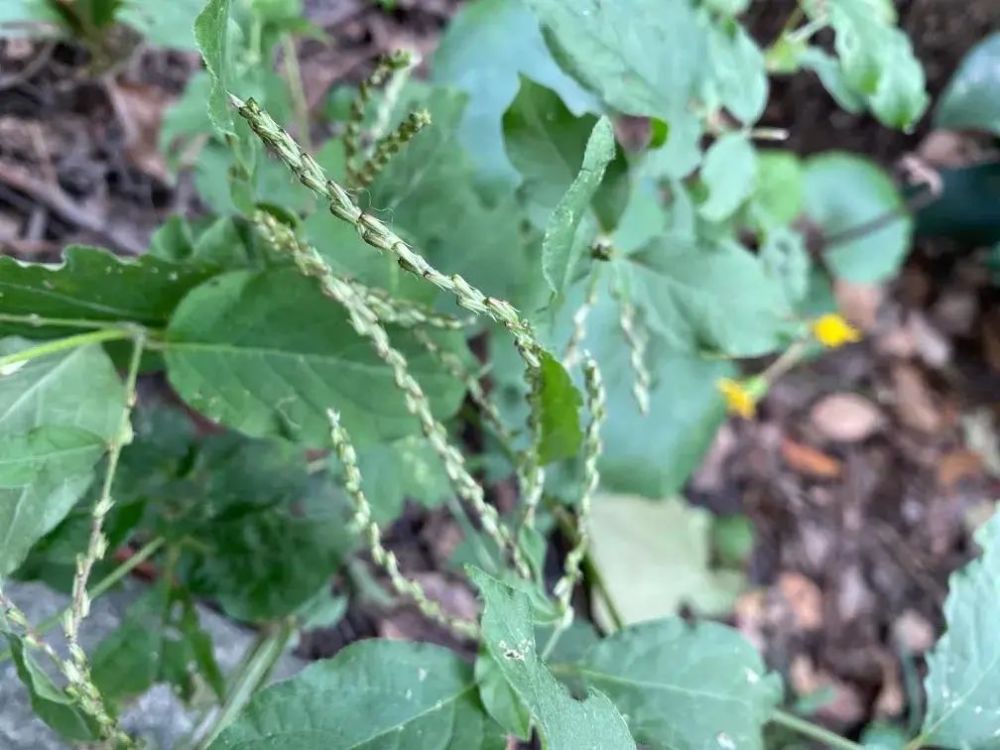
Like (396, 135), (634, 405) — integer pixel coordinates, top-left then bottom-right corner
(0, 0), (999, 743)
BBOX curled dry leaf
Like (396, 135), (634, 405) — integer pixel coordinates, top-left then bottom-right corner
(809, 392), (884, 443)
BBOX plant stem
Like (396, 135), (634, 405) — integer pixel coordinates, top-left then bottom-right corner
(0, 537), (165, 666)
(0, 313), (141, 330)
(193, 620), (295, 750)
(0, 327), (130, 371)
(770, 709), (865, 750)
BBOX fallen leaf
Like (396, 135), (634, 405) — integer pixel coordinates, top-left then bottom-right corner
(589, 493), (744, 629)
(775, 572), (823, 632)
(106, 81), (173, 182)
(936, 449), (983, 490)
(891, 364), (942, 433)
(907, 312), (951, 369)
(834, 279), (884, 331)
(892, 609), (935, 654)
(781, 437), (844, 479)
(810, 393), (884, 443)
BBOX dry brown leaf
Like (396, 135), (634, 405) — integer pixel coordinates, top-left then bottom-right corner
(810, 393), (884, 443)
(937, 449), (984, 490)
(781, 437), (844, 479)
(891, 364), (942, 434)
(106, 81), (172, 182)
(775, 572), (824, 632)
(834, 280), (884, 332)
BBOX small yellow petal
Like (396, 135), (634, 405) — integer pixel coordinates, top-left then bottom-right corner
(717, 378), (757, 419)
(811, 314), (862, 348)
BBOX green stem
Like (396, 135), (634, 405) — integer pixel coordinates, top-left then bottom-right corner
(0, 328), (130, 370)
(770, 709), (865, 750)
(193, 620), (294, 750)
(0, 536), (166, 665)
(0, 313), (135, 330)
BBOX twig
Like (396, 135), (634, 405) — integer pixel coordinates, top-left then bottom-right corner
(0, 328), (130, 372)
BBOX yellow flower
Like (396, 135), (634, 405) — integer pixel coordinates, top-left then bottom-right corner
(717, 377), (762, 419)
(810, 314), (862, 348)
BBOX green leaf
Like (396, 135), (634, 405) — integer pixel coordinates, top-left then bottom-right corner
(0, 339), (125, 575)
(194, 0), (235, 137)
(0, 246), (218, 338)
(172, 437), (356, 622)
(209, 639), (506, 749)
(537, 352), (583, 464)
(759, 227), (811, 307)
(164, 268), (467, 447)
(699, 133), (757, 222)
(751, 150), (804, 228)
(542, 117), (617, 294)
(705, 19), (768, 124)
(935, 32), (1000, 135)
(802, 0), (928, 129)
(1, 633), (100, 742)
(347, 436), (452, 524)
(588, 494), (744, 629)
(118, 0), (205, 49)
(526, 0), (707, 122)
(641, 109), (703, 181)
(432, 0), (598, 190)
(576, 619), (782, 750)
(921, 510), (1000, 747)
(799, 48), (866, 114)
(802, 152), (912, 282)
(623, 237), (793, 357)
(475, 649), (532, 740)
(469, 567), (637, 749)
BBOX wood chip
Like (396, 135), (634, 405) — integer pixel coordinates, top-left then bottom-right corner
(810, 393), (884, 443)
(891, 364), (942, 434)
(781, 437), (844, 479)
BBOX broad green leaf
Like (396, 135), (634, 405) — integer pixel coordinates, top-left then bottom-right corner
(194, 0), (235, 137)
(209, 639), (506, 749)
(0, 0), (59, 26)
(760, 227), (810, 306)
(802, 152), (911, 282)
(623, 237), (793, 357)
(476, 649), (532, 740)
(576, 619), (783, 750)
(0, 339), (125, 575)
(164, 268), (467, 447)
(751, 150), (804, 228)
(118, 0), (205, 49)
(641, 110), (703, 181)
(0, 428), (104, 576)
(699, 133), (757, 222)
(1, 632), (100, 742)
(702, 0), (749, 13)
(469, 567), (636, 750)
(935, 33), (1000, 135)
(347, 436), (452, 523)
(588, 494), (744, 629)
(705, 19), (768, 124)
(802, 0), (927, 129)
(537, 352), (583, 464)
(542, 117), (617, 294)
(169, 436), (356, 622)
(921, 510), (1000, 747)
(799, 48), (866, 114)
(0, 246), (218, 338)
(526, 0), (707, 122)
(432, 0), (597, 190)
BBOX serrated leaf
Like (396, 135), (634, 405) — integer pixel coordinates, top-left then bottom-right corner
(537, 352), (583, 464)
(700, 133), (757, 222)
(624, 237), (793, 357)
(0, 339), (125, 575)
(588, 494), (744, 629)
(576, 619), (782, 750)
(542, 117), (617, 294)
(164, 268), (467, 447)
(921, 510), (1000, 747)
(209, 639), (506, 749)
(526, 0), (707, 122)
(469, 567), (637, 750)
(432, 0), (598, 189)
(1, 632), (101, 742)
(935, 32), (1000, 135)
(0, 246), (218, 338)
(802, 0), (927, 129)
(802, 152), (911, 282)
